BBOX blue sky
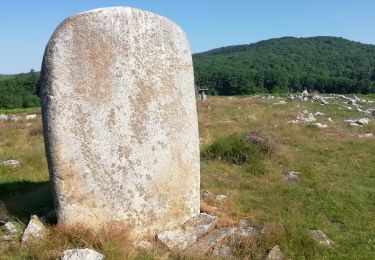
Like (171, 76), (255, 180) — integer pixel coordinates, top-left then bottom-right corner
(1, 0), (374, 74)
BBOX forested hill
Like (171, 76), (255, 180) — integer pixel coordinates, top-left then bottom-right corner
(0, 71), (40, 109)
(193, 36), (375, 95)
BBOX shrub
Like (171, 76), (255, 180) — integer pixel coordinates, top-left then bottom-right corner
(201, 132), (274, 166)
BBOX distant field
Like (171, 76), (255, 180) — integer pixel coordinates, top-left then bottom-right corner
(0, 95), (374, 259)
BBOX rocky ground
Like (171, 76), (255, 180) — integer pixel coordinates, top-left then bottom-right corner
(1, 92), (374, 259)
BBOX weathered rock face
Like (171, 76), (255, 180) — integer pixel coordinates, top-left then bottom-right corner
(40, 7), (200, 239)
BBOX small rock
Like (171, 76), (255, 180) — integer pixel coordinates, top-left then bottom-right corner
(349, 122), (362, 127)
(215, 195), (227, 202)
(288, 120), (299, 124)
(357, 118), (369, 125)
(60, 248), (104, 260)
(4, 221), (18, 235)
(309, 230), (334, 247)
(358, 133), (373, 138)
(284, 171), (299, 182)
(245, 114), (256, 120)
(231, 220), (259, 241)
(0, 114), (8, 121)
(274, 101), (286, 105)
(10, 115), (21, 121)
(0, 160), (20, 167)
(266, 245), (284, 260)
(157, 213), (218, 251)
(212, 244), (236, 258)
(20, 215), (47, 244)
(25, 114), (37, 120)
(327, 118), (333, 123)
(364, 108), (375, 117)
(314, 123), (327, 129)
(300, 113), (316, 123)
(314, 112), (325, 116)
(133, 240), (153, 250)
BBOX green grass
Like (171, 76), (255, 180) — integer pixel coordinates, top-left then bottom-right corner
(0, 107), (40, 114)
(1, 96), (375, 259)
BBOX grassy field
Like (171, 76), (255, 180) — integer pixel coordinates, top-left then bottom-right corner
(0, 96), (374, 259)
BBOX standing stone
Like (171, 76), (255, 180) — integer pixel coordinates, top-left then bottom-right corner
(39, 7), (200, 239)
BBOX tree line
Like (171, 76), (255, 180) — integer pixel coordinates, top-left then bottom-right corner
(0, 70), (40, 109)
(193, 36), (375, 95)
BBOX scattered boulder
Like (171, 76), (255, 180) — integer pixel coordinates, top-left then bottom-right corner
(0, 114), (8, 121)
(157, 213), (218, 251)
(345, 118), (370, 126)
(314, 112), (325, 116)
(312, 95), (328, 105)
(357, 118), (369, 125)
(245, 114), (256, 120)
(274, 101), (286, 105)
(215, 195), (228, 202)
(20, 215), (47, 245)
(10, 115), (21, 121)
(283, 171), (300, 182)
(314, 123), (328, 129)
(358, 133), (374, 138)
(301, 113), (316, 123)
(301, 89), (309, 101)
(233, 220), (259, 240)
(0, 159), (20, 167)
(25, 114), (37, 120)
(309, 230), (334, 247)
(364, 108), (375, 117)
(60, 248), (104, 260)
(266, 245), (284, 260)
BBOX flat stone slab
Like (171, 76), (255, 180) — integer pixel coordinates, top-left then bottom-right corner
(157, 213), (218, 251)
(40, 7), (199, 239)
(185, 227), (235, 256)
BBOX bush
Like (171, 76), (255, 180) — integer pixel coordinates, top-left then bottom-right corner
(201, 132), (274, 165)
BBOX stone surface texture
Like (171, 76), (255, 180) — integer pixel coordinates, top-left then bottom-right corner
(39, 7), (199, 239)
(20, 215), (47, 244)
(60, 248), (104, 260)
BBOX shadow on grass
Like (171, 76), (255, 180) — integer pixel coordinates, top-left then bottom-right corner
(0, 181), (54, 222)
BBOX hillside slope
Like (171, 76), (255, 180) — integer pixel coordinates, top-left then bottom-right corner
(193, 36), (375, 95)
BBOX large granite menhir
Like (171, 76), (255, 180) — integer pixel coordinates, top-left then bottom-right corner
(40, 7), (200, 239)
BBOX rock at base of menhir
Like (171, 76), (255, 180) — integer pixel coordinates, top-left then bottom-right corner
(20, 215), (47, 245)
(40, 7), (199, 239)
(60, 248), (104, 260)
(157, 213), (218, 251)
